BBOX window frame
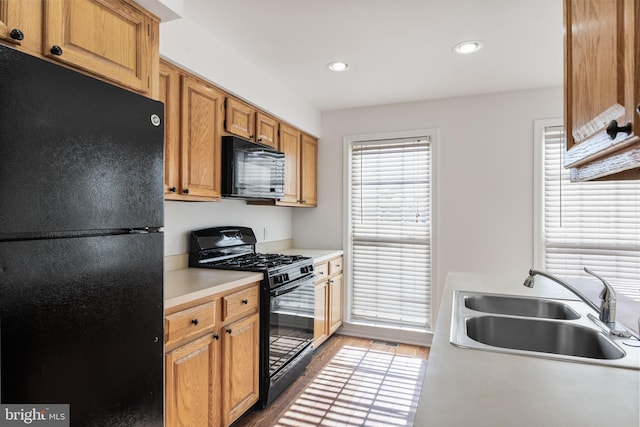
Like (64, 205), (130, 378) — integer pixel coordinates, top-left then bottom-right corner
(342, 129), (438, 345)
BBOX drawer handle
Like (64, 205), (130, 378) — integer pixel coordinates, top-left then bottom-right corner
(183, 188), (189, 194)
(191, 318), (199, 326)
(335, 264), (341, 268)
(168, 186), (176, 193)
(241, 299), (249, 305)
(606, 119), (632, 140)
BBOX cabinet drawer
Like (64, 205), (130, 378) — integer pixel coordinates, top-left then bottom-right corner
(165, 301), (216, 348)
(314, 262), (329, 283)
(223, 286), (259, 323)
(329, 256), (343, 275)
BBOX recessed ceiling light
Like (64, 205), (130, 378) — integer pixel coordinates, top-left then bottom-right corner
(327, 61), (349, 72)
(453, 41), (483, 55)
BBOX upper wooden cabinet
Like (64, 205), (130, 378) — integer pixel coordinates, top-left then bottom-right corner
(180, 74), (224, 200)
(0, 0), (159, 98)
(278, 123), (302, 205)
(161, 59), (225, 201)
(0, 0), (43, 54)
(44, 0), (159, 96)
(255, 111), (279, 149)
(300, 133), (318, 206)
(564, 0), (640, 181)
(276, 125), (318, 207)
(225, 97), (254, 140)
(159, 60), (181, 198)
(224, 96), (279, 149)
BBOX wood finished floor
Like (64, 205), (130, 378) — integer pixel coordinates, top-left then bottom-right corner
(234, 335), (430, 427)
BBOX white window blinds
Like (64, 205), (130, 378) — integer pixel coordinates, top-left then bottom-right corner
(349, 137), (432, 330)
(542, 125), (640, 301)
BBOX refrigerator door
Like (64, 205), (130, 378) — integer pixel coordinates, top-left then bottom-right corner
(0, 233), (163, 427)
(0, 44), (163, 236)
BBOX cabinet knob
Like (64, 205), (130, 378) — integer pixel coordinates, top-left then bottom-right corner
(50, 45), (63, 56)
(168, 186), (176, 193)
(241, 299), (249, 305)
(183, 188), (189, 194)
(191, 318), (199, 326)
(9, 29), (24, 41)
(636, 104), (640, 116)
(226, 328), (232, 334)
(213, 333), (220, 340)
(605, 119), (632, 140)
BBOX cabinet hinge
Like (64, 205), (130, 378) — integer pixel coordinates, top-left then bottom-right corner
(224, 98), (227, 108)
(147, 76), (150, 88)
(147, 23), (151, 37)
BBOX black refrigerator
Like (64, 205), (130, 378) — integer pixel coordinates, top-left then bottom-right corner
(0, 45), (164, 426)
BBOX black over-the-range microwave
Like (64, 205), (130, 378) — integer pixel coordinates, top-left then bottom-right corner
(221, 135), (285, 200)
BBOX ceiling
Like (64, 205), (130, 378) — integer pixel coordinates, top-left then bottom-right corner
(183, 0), (563, 112)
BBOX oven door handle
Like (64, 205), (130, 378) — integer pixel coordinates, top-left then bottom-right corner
(270, 275), (315, 297)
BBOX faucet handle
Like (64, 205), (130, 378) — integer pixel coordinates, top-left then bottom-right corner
(584, 267), (615, 299)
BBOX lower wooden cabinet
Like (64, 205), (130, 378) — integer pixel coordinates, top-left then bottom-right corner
(313, 255), (343, 349)
(222, 313), (260, 426)
(165, 334), (221, 427)
(165, 283), (260, 427)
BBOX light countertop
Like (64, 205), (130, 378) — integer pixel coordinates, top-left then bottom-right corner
(277, 248), (343, 264)
(414, 272), (640, 427)
(164, 268), (263, 310)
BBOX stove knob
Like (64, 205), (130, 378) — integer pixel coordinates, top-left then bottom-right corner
(274, 275), (282, 284)
(284, 273), (289, 281)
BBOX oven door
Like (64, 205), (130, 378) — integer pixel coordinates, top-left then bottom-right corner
(269, 276), (315, 378)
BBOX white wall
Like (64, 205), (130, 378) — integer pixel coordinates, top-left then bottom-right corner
(292, 86), (563, 322)
(164, 200), (293, 255)
(158, 16), (322, 256)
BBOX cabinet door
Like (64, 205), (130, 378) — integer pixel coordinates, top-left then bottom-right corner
(0, 0), (42, 53)
(165, 334), (221, 427)
(255, 111), (278, 149)
(159, 60), (181, 198)
(300, 134), (318, 206)
(222, 313), (260, 426)
(329, 274), (343, 335)
(180, 75), (224, 200)
(564, 0), (639, 174)
(43, 0), (159, 95)
(225, 97), (254, 140)
(314, 280), (329, 348)
(278, 123), (301, 204)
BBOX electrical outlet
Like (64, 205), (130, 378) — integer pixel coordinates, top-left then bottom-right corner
(263, 227), (268, 240)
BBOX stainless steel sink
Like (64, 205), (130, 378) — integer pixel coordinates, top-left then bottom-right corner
(466, 316), (624, 360)
(464, 294), (580, 320)
(450, 291), (639, 369)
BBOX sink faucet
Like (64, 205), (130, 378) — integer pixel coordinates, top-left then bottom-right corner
(523, 267), (616, 329)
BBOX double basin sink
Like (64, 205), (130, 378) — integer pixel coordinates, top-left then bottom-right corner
(450, 291), (640, 369)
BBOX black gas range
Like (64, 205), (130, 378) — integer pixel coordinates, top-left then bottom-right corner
(189, 227), (315, 408)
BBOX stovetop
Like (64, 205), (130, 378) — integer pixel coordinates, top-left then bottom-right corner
(189, 226), (315, 288)
(207, 253), (309, 271)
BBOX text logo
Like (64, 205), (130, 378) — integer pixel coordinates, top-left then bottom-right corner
(0, 405), (69, 427)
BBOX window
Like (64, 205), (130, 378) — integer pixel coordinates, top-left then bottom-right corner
(346, 134), (433, 331)
(535, 119), (640, 301)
